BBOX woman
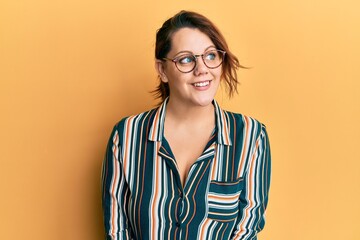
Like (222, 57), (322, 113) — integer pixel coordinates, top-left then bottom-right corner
(102, 10), (271, 240)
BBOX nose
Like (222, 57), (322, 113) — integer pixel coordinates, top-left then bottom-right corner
(193, 55), (208, 75)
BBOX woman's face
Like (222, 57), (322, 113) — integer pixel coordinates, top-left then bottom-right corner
(157, 27), (222, 108)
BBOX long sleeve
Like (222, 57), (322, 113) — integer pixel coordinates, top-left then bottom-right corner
(231, 125), (271, 240)
(101, 126), (133, 240)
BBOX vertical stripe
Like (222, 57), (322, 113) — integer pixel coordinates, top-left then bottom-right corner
(110, 132), (119, 236)
(102, 99), (271, 240)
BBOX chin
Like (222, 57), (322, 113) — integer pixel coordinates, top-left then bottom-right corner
(194, 96), (215, 107)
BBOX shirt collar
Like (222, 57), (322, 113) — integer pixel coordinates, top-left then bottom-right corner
(148, 98), (232, 146)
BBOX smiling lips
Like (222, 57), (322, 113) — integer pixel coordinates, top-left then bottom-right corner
(192, 80), (211, 88)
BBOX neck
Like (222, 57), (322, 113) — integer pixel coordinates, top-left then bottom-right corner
(165, 98), (215, 124)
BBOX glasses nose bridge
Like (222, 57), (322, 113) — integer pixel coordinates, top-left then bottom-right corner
(193, 53), (207, 66)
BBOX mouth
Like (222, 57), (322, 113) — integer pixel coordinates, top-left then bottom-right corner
(192, 80), (211, 87)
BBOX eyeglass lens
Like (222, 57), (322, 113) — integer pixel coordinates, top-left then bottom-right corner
(175, 50), (224, 73)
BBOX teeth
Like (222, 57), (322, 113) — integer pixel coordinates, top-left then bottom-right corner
(194, 81), (209, 87)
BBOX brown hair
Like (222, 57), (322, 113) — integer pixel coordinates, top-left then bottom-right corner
(154, 10), (243, 102)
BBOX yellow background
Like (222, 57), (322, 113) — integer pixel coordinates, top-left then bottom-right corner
(1, 0), (359, 239)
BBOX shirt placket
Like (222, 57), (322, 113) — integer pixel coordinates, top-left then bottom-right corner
(158, 138), (217, 239)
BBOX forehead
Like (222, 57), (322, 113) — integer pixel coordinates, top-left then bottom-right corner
(169, 27), (215, 54)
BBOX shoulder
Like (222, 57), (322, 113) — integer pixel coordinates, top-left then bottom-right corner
(111, 108), (159, 138)
(222, 110), (268, 141)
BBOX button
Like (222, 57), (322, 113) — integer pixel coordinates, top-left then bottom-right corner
(175, 222), (181, 227)
(179, 192), (183, 198)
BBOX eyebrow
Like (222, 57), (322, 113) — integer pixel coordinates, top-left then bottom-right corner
(173, 45), (216, 58)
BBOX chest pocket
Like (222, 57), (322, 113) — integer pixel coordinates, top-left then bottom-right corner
(207, 177), (244, 222)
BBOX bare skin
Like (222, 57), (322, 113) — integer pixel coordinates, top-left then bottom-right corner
(164, 101), (215, 186)
(155, 28), (222, 187)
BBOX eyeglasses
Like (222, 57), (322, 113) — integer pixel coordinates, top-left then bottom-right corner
(163, 49), (226, 73)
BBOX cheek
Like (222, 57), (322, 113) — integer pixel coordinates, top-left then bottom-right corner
(165, 65), (182, 80)
(167, 72), (184, 85)
(214, 68), (223, 80)
(167, 73), (186, 90)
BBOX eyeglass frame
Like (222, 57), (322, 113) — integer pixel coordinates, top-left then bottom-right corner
(162, 49), (226, 73)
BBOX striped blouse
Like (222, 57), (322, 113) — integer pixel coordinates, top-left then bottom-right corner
(102, 98), (271, 240)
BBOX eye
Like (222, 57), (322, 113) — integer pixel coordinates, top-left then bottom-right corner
(178, 55), (194, 65)
(205, 51), (218, 61)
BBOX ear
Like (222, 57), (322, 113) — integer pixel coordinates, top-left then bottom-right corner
(155, 60), (168, 83)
